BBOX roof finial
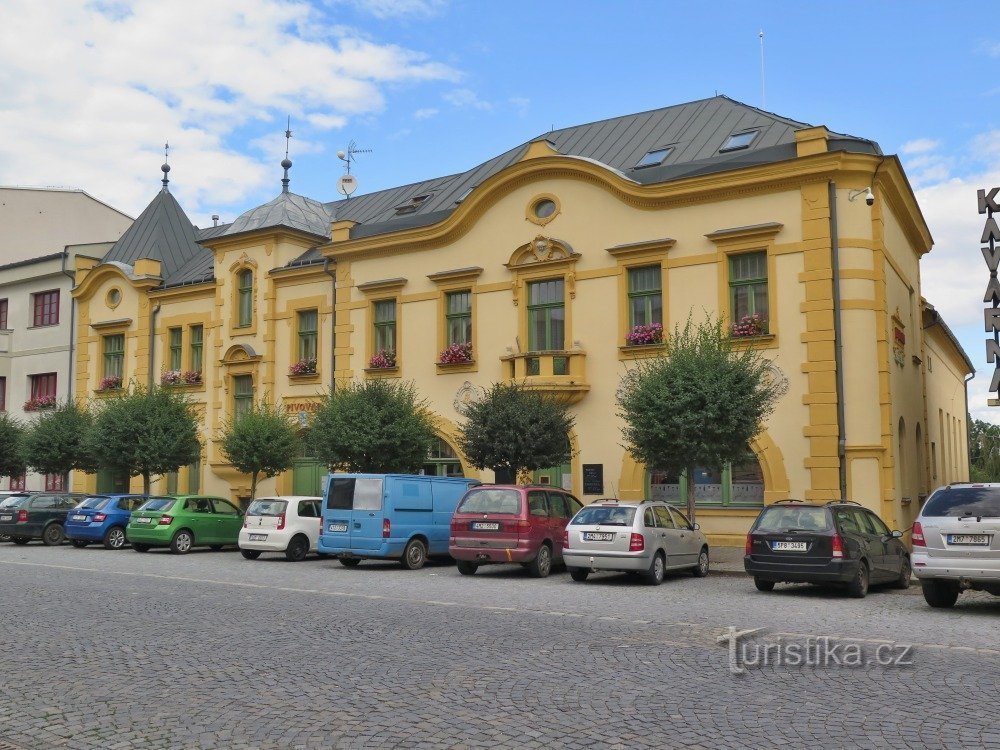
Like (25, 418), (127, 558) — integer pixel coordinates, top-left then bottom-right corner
(161, 141), (171, 192)
(281, 116), (292, 194)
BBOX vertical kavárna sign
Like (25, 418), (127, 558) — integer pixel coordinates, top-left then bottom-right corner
(981, 187), (1000, 393)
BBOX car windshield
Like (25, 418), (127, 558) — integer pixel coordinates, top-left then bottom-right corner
(78, 497), (111, 510)
(570, 506), (637, 526)
(247, 499), (288, 517)
(0, 496), (28, 509)
(139, 498), (175, 512)
(922, 487), (1000, 518)
(754, 506), (831, 532)
(457, 489), (521, 515)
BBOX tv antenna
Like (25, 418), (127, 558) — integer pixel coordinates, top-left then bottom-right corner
(336, 140), (371, 176)
(759, 29), (766, 109)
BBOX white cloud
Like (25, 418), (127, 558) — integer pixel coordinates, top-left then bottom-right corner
(349, 0), (447, 18)
(0, 0), (458, 219)
(901, 138), (940, 155)
(413, 107), (439, 119)
(443, 88), (493, 111)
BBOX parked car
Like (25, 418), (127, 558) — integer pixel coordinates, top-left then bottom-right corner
(0, 492), (92, 546)
(238, 496), (324, 562)
(126, 495), (243, 554)
(0, 492), (32, 542)
(318, 473), (480, 570)
(563, 499), (709, 585)
(912, 483), (1000, 608)
(744, 500), (910, 598)
(449, 485), (583, 578)
(64, 494), (156, 550)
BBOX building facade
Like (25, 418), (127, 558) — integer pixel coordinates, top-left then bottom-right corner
(70, 97), (973, 543)
(0, 187), (131, 491)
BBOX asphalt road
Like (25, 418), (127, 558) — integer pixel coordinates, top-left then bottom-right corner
(0, 543), (997, 749)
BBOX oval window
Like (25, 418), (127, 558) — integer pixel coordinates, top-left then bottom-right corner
(107, 288), (122, 307)
(533, 199), (556, 219)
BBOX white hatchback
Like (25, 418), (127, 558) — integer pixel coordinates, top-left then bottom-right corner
(238, 496), (324, 562)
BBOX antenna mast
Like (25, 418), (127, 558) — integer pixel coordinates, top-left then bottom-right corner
(759, 29), (766, 109)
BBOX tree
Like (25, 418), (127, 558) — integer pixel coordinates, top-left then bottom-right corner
(456, 382), (575, 484)
(309, 379), (437, 473)
(219, 401), (300, 501)
(23, 401), (97, 478)
(0, 412), (26, 481)
(85, 384), (201, 494)
(968, 418), (1000, 482)
(616, 315), (783, 521)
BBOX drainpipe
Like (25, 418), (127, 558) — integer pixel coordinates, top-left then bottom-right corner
(828, 182), (848, 500)
(60, 249), (76, 401)
(963, 371), (975, 480)
(148, 303), (161, 388)
(323, 258), (337, 392)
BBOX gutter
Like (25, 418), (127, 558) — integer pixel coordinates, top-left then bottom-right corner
(828, 182), (848, 500)
(60, 249), (76, 401)
(964, 371), (975, 480)
(323, 257), (337, 392)
(148, 304), (161, 387)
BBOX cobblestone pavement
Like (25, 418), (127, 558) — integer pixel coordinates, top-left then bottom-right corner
(0, 543), (997, 749)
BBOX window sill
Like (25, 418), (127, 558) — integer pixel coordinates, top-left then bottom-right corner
(435, 359), (477, 374)
(363, 366), (400, 379)
(618, 343), (665, 360)
(729, 333), (777, 349)
(92, 388), (123, 398)
(27, 324), (59, 330)
(162, 382), (206, 392)
(288, 372), (321, 383)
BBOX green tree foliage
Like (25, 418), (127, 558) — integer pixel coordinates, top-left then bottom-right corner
(219, 401), (300, 501)
(457, 382), (575, 484)
(616, 315), (783, 520)
(968, 418), (1000, 482)
(23, 401), (96, 476)
(309, 379), (436, 473)
(0, 412), (26, 480)
(85, 384), (201, 494)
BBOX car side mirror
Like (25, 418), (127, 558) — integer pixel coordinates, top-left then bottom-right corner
(890, 530), (903, 538)
(692, 523), (700, 531)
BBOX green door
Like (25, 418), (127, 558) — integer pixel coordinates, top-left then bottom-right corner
(211, 498), (243, 544)
(96, 468), (130, 494)
(292, 458), (325, 496)
(533, 461), (571, 491)
(184, 498), (218, 544)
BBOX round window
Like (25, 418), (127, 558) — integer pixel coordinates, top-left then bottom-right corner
(533, 199), (556, 219)
(107, 288), (122, 307)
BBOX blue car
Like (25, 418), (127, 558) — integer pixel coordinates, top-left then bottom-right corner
(65, 494), (159, 550)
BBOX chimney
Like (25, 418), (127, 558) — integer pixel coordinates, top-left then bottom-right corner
(212, 214), (220, 227)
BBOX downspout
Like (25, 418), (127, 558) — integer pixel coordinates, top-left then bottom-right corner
(828, 182), (848, 500)
(60, 249), (75, 400)
(148, 303), (161, 388)
(323, 258), (337, 392)
(964, 371), (975, 480)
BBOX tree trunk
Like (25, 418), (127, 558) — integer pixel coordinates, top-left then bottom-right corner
(250, 471), (259, 502)
(143, 471), (151, 496)
(493, 466), (516, 484)
(686, 463), (696, 523)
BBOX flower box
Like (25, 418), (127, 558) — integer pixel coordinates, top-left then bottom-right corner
(97, 375), (123, 391)
(289, 358), (318, 376)
(730, 314), (767, 338)
(625, 323), (663, 347)
(161, 370), (202, 386)
(23, 395), (57, 412)
(438, 342), (473, 364)
(368, 350), (397, 369)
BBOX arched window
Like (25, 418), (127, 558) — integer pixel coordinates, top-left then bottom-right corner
(237, 269), (253, 328)
(647, 450), (764, 507)
(423, 438), (463, 477)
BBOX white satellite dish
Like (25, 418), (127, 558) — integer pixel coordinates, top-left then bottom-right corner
(337, 174), (358, 197)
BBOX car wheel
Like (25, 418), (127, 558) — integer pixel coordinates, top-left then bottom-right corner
(847, 562), (869, 598)
(754, 577), (775, 592)
(103, 527), (127, 550)
(642, 552), (665, 586)
(401, 539), (428, 570)
(527, 544), (552, 578)
(240, 549), (262, 560)
(339, 557), (361, 568)
(894, 557), (912, 590)
(131, 543), (150, 552)
(921, 579), (960, 608)
(170, 530), (194, 555)
(11, 537), (29, 545)
(70, 539), (88, 548)
(285, 535), (309, 562)
(569, 568), (590, 582)
(693, 547), (710, 578)
(42, 524), (65, 547)
(456, 560), (478, 576)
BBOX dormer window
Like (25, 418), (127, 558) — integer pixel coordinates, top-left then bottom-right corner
(394, 193), (432, 216)
(634, 146), (673, 169)
(720, 131), (758, 153)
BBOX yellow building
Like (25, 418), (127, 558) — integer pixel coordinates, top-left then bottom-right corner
(72, 97), (973, 543)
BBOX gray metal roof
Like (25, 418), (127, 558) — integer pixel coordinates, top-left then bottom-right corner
(222, 191), (331, 240)
(196, 222), (233, 240)
(102, 189), (207, 281)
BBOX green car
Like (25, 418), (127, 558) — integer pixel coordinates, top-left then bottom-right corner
(126, 495), (243, 554)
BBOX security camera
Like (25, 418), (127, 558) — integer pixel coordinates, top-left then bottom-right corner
(865, 187), (874, 206)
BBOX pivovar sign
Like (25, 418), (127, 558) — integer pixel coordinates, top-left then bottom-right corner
(981, 187), (1000, 393)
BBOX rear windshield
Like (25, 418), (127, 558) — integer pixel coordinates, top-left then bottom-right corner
(247, 499), (288, 517)
(570, 505), (637, 526)
(139, 498), (175, 512)
(78, 497), (111, 510)
(0, 496), (28, 509)
(326, 478), (383, 511)
(457, 489), (522, 515)
(754, 506), (832, 532)
(922, 487), (1000, 518)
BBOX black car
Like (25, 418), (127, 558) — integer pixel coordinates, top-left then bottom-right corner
(743, 500), (911, 598)
(0, 493), (93, 546)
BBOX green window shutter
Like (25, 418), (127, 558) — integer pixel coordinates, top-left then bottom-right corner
(298, 309), (318, 361)
(189, 325), (204, 373)
(237, 270), (253, 327)
(168, 327), (182, 370)
(103, 334), (125, 378)
(627, 265), (662, 327)
(373, 300), (396, 353)
(728, 251), (769, 328)
(233, 374), (253, 418)
(527, 279), (565, 351)
(445, 291), (471, 346)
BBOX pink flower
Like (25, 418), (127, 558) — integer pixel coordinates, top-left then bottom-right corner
(438, 342), (473, 364)
(289, 358), (317, 375)
(625, 323), (663, 346)
(98, 375), (123, 391)
(730, 314), (766, 338)
(368, 350), (396, 369)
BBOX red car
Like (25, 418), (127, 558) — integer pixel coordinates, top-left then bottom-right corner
(449, 485), (583, 578)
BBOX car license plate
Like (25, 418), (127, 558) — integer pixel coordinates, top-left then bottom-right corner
(583, 532), (615, 542)
(471, 522), (500, 531)
(771, 541), (807, 551)
(134, 517), (151, 524)
(72, 514), (87, 521)
(948, 534), (990, 545)
(249, 534), (267, 542)
(0, 515), (11, 522)
(329, 522), (348, 533)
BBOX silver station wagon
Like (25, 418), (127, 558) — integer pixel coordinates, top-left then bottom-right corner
(563, 500), (710, 585)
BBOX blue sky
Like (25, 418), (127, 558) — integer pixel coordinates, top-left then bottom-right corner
(1, 0), (997, 416)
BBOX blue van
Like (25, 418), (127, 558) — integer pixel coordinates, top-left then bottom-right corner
(318, 473), (479, 570)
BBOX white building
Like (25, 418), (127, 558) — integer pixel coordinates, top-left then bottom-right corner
(0, 187), (131, 491)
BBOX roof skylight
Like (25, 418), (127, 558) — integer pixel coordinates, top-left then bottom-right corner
(634, 146), (673, 169)
(719, 131), (758, 152)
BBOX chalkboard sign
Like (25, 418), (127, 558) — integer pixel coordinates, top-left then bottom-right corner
(582, 464), (604, 495)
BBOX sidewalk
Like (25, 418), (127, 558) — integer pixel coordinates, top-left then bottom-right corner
(709, 546), (746, 576)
